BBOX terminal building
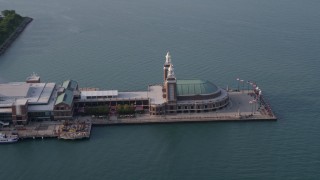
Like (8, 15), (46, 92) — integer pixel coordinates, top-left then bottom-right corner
(75, 52), (229, 116)
(0, 73), (57, 125)
(0, 52), (229, 124)
(53, 80), (79, 120)
(0, 75), (79, 124)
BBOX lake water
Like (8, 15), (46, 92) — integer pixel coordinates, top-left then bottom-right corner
(0, 0), (320, 179)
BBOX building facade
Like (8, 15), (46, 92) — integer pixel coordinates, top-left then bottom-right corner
(149, 52), (229, 115)
(53, 80), (79, 120)
(0, 73), (57, 124)
(0, 52), (230, 125)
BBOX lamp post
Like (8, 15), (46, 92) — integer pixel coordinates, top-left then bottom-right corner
(254, 86), (259, 109)
(236, 78), (240, 92)
(249, 100), (253, 115)
(255, 86), (259, 98)
(250, 82), (253, 95)
(252, 99), (257, 114)
(258, 90), (262, 109)
(247, 81), (250, 94)
(240, 79), (244, 93)
(216, 106), (218, 118)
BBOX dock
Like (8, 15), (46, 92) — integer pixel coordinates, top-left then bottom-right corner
(90, 91), (276, 125)
(0, 120), (92, 140)
(0, 90), (276, 142)
(58, 120), (92, 140)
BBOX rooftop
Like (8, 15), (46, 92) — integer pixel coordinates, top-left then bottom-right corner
(177, 88), (228, 105)
(148, 85), (165, 105)
(27, 83), (55, 104)
(77, 85), (164, 104)
(0, 82), (30, 98)
(0, 108), (12, 113)
(117, 91), (148, 99)
(176, 79), (219, 96)
(62, 80), (78, 91)
(81, 90), (118, 99)
(28, 87), (57, 112)
(0, 82), (55, 105)
(55, 89), (74, 106)
(14, 99), (28, 106)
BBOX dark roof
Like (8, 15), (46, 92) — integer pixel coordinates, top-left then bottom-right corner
(62, 80), (78, 91)
(55, 90), (73, 106)
(176, 79), (219, 96)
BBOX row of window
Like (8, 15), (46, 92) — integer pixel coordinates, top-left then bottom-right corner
(55, 106), (71, 110)
(54, 111), (72, 116)
(149, 99), (229, 113)
(86, 96), (115, 99)
(76, 101), (149, 106)
(29, 111), (52, 117)
(177, 98), (229, 110)
(150, 103), (228, 115)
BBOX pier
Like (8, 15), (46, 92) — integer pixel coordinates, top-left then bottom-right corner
(58, 120), (92, 140)
(0, 52), (277, 143)
(0, 120), (92, 140)
(0, 90), (276, 142)
(90, 91), (276, 125)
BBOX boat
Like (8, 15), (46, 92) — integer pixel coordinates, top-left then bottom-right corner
(0, 133), (19, 144)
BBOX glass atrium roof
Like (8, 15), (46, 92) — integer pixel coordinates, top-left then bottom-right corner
(176, 79), (219, 96)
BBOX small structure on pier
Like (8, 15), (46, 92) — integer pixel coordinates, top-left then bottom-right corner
(58, 120), (91, 140)
(26, 72), (40, 83)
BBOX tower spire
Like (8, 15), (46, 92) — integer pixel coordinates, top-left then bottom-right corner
(165, 64), (177, 104)
(165, 52), (171, 65)
(167, 64), (176, 79)
(163, 51), (172, 82)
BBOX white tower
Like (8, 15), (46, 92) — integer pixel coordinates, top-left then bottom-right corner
(166, 64), (177, 102)
(163, 52), (171, 82)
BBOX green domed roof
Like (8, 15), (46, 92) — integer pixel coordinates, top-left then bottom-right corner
(176, 79), (219, 96)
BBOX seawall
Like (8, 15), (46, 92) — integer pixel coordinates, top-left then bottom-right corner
(0, 17), (33, 55)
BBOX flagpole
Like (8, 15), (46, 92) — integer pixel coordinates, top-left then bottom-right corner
(249, 100), (253, 115)
(236, 78), (240, 92)
(240, 79), (244, 93)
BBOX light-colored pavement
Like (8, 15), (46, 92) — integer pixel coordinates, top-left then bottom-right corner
(92, 91), (276, 125)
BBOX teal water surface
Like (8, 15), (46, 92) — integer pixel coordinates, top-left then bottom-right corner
(0, 0), (320, 179)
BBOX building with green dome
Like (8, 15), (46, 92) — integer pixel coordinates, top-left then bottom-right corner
(176, 79), (220, 100)
(149, 52), (229, 115)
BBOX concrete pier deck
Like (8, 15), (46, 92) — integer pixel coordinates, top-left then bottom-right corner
(0, 91), (276, 142)
(91, 91), (276, 125)
(0, 121), (61, 139)
(58, 120), (92, 140)
(0, 120), (92, 140)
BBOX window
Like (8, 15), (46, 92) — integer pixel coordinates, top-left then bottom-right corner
(169, 84), (174, 101)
